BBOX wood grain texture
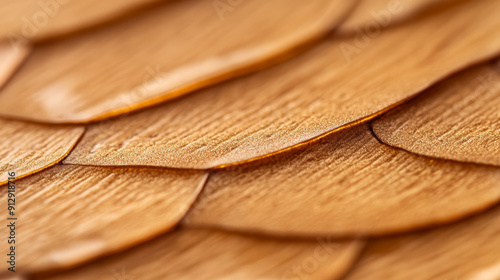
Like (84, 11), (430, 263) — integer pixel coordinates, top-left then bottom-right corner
(0, 0), (355, 123)
(65, 0), (500, 169)
(0, 41), (30, 89)
(0, 275), (26, 280)
(37, 229), (364, 280)
(344, 205), (500, 280)
(337, 0), (455, 34)
(183, 124), (500, 237)
(373, 61), (500, 166)
(0, 165), (207, 273)
(0, 118), (83, 185)
(0, 0), (161, 41)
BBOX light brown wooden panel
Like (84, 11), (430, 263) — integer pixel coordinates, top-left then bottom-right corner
(344, 205), (500, 280)
(0, 0), (355, 123)
(0, 0), (161, 41)
(0, 41), (30, 88)
(37, 229), (364, 280)
(183, 125), (500, 237)
(0, 118), (83, 185)
(373, 61), (500, 166)
(338, 0), (457, 34)
(66, 0), (500, 169)
(0, 165), (207, 273)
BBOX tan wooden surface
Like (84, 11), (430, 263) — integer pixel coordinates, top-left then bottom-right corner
(338, 0), (458, 34)
(0, 165), (207, 273)
(0, 0), (355, 123)
(0, 42), (30, 89)
(0, 0), (162, 41)
(0, 1), (498, 279)
(66, 0), (500, 169)
(373, 61), (500, 166)
(0, 118), (83, 185)
(344, 205), (500, 280)
(184, 124), (500, 236)
(37, 228), (364, 280)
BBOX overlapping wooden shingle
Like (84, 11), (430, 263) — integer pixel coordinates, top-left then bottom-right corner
(0, 0), (161, 41)
(1, 0), (499, 278)
(66, 0), (500, 169)
(373, 60), (500, 166)
(0, 165), (207, 272)
(37, 229), (364, 280)
(344, 205), (500, 280)
(0, 119), (83, 185)
(183, 125), (500, 236)
(0, 0), (355, 123)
